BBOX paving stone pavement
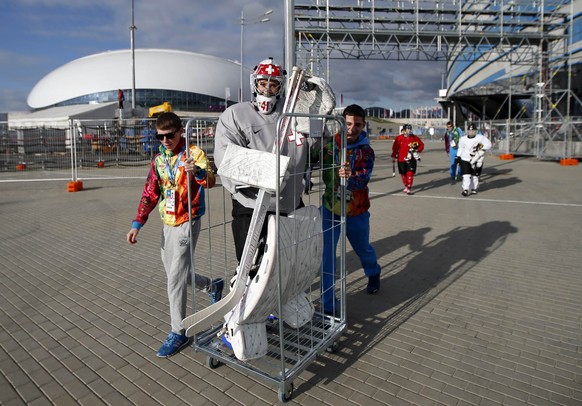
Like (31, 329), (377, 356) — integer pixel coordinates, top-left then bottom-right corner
(1, 141), (581, 405)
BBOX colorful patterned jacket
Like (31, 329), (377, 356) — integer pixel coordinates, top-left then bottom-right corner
(444, 126), (463, 153)
(321, 132), (375, 217)
(132, 137), (215, 228)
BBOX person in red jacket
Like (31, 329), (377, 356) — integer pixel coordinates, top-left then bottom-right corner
(391, 124), (425, 195)
(117, 89), (124, 109)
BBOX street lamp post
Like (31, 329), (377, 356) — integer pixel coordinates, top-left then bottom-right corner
(240, 9), (273, 102)
(130, 0), (137, 110)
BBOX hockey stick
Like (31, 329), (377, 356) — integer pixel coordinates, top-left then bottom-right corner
(275, 67), (305, 152)
(392, 159), (396, 177)
(184, 125), (198, 321)
(183, 188), (270, 336)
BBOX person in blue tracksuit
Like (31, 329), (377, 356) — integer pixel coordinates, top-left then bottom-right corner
(444, 121), (463, 183)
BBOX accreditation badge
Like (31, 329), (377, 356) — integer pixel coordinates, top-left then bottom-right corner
(165, 188), (176, 214)
(336, 186), (352, 201)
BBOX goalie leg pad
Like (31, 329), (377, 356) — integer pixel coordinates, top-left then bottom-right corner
(224, 322), (268, 361)
(281, 293), (315, 328)
(462, 174), (472, 191)
(472, 175), (480, 190)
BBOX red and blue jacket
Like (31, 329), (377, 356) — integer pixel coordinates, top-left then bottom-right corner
(132, 137), (215, 229)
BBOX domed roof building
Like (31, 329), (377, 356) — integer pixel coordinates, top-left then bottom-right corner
(27, 49), (247, 113)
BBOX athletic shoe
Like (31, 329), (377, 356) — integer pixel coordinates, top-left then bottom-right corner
(462, 190), (469, 196)
(221, 334), (233, 350)
(156, 332), (191, 358)
(403, 187), (410, 194)
(208, 278), (224, 304)
(367, 273), (381, 294)
(267, 314), (278, 322)
(406, 188), (413, 195)
(450, 178), (456, 185)
(471, 189), (478, 195)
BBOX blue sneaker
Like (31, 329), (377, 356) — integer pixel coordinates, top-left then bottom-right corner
(156, 332), (190, 358)
(208, 278), (224, 304)
(221, 334), (233, 350)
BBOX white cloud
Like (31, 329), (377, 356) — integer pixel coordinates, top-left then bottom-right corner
(0, 0), (443, 113)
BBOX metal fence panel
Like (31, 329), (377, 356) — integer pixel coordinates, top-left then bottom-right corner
(1, 117), (219, 180)
(484, 118), (582, 159)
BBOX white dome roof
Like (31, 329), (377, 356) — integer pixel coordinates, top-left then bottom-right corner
(27, 49), (245, 109)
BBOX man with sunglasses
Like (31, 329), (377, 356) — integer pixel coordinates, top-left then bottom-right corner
(126, 112), (224, 358)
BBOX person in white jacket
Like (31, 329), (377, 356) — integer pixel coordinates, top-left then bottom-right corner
(455, 123), (492, 196)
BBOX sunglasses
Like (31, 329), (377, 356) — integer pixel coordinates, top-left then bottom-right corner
(155, 129), (179, 141)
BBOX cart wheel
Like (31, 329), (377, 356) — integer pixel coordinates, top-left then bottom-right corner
(326, 341), (339, 353)
(278, 382), (294, 402)
(207, 356), (221, 369)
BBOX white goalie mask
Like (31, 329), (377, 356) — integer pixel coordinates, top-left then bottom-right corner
(251, 58), (286, 114)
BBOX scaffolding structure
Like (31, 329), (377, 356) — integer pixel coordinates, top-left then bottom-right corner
(291, 0), (581, 159)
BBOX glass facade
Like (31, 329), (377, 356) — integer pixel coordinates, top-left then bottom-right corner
(48, 89), (235, 113)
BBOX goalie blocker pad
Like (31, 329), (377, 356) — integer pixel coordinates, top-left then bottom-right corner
(222, 205), (322, 361)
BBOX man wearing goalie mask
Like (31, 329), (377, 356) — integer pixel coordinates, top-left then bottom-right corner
(455, 123), (492, 196)
(214, 57), (310, 271)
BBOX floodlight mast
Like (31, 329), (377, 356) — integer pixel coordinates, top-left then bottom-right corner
(130, 0), (137, 110)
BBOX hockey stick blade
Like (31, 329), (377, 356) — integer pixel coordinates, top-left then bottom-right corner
(183, 279), (246, 337)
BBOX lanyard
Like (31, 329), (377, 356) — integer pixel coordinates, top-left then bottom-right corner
(164, 147), (185, 186)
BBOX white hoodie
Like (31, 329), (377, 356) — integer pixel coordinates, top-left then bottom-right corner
(213, 100), (308, 214)
(457, 132), (492, 162)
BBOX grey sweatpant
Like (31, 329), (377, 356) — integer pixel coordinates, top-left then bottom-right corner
(161, 219), (211, 334)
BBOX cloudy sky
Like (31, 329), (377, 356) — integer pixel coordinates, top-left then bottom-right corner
(0, 0), (445, 113)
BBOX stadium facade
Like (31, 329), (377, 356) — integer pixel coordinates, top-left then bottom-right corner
(443, 0), (582, 121)
(27, 49), (248, 113)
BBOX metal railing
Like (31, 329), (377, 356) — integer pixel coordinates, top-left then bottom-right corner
(1, 117), (219, 180)
(479, 118), (582, 159)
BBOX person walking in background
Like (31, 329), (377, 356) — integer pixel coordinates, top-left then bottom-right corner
(456, 122), (492, 196)
(303, 148), (319, 194)
(444, 121), (463, 183)
(392, 124), (425, 195)
(320, 104), (381, 317)
(126, 112), (223, 358)
(118, 89), (125, 109)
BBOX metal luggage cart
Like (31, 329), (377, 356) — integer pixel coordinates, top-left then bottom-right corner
(196, 311), (345, 402)
(185, 113), (348, 402)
